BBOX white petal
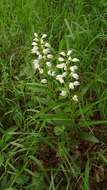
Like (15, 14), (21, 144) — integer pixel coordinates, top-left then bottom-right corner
(42, 34), (47, 39)
(34, 33), (38, 37)
(33, 46), (39, 50)
(64, 65), (67, 71)
(43, 48), (50, 54)
(33, 59), (39, 64)
(62, 72), (67, 77)
(46, 62), (51, 67)
(56, 63), (65, 69)
(38, 54), (42, 60)
(36, 51), (40, 55)
(33, 37), (39, 42)
(73, 81), (80, 86)
(67, 50), (73, 56)
(69, 82), (75, 89)
(48, 70), (52, 76)
(72, 73), (79, 80)
(45, 42), (51, 48)
(59, 78), (64, 83)
(33, 64), (40, 69)
(32, 42), (38, 46)
(47, 54), (53, 59)
(70, 65), (78, 72)
(41, 79), (47, 84)
(31, 49), (36, 54)
(72, 58), (79, 62)
(51, 71), (56, 76)
(56, 75), (64, 83)
(40, 39), (44, 44)
(68, 56), (72, 61)
(58, 57), (65, 62)
(31, 46), (39, 53)
(72, 95), (78, 102)
(32, 60), (40, 69)
(60, 90), (67, 96)
(59, 52), (66, 57)
(39, 68), (44, 74)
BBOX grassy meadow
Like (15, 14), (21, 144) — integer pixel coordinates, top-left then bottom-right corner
(0, 0), (107, 189)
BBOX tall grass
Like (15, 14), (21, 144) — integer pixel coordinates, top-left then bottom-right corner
(0, 0), (107, 189)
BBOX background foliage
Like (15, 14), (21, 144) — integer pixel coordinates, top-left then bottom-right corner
(0, 0), (107, 189)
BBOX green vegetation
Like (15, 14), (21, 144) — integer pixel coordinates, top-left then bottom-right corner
(0, 0), (107, 189)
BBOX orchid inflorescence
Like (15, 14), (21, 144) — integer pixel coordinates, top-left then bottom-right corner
(31, 33), (80, 102)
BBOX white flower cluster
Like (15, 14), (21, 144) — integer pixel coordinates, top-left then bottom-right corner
(31, 33), (53, 84)
(31, 33), (80, 102)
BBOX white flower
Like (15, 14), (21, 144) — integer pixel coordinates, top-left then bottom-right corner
(32, 42), (38, 46)
(46, 62), (51, 67)
(39, 68), (44, 74)
(33, 63), (40, 69)
(38, 54), (42, 60)
(70, 65), (78, 72)
(31, 34), (80, 94)
(72, 58), (79, 62)
(59, 52), (66, 57)
(68, 56), (72, 61)
(31, 49), (36, 54)
(34, 33), (38, 37)
(51, 71), (56, 76)
(56, 75), (64, 83)
(56, 63), (65, 69)
(62, 72), (67, 77)
(58, 57), (65, 62)
(42, 34), (47, 39)
(43, 48), (50, 54)
(33, 46), (39, 50)
(45, 42), (51, 48)
(47, 54), (53, 59)
(73, 81), (80, 86)
(41, 79), (47, 84)
(36, 51), (40, 56)
(43, 55), (46, 60)
(33, 59), (39, 65)
(40, 39), (44, 44)
(67, 50), (73, 56)
(31, 46), (39, 53)
(69, 82), (75, 89)
(48, 70), (52, 76)
(32, 60), (40, 69)
(72, 73), (79, 80)
(72, 95), (78, 102)
(47, 70), (55, 76)
(64, 65), (67, 71)
(33, 37), (39, 42)
(60, 90), (67, 97)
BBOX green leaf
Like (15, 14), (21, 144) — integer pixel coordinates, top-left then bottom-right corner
(83, 160), (90, 190)
(80, 120), (107, 127)
(16, 175), (29, 185)
(99, 153), (107, 164)
(0, 153), (4, 167)
(58, 142), (66, 157)
(3, 127), (17, 142)
(31, 172), (44, 190)
(5, 188), (16, 190)
(79, 131), (99, 143)
(54, 126), (65, 136)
